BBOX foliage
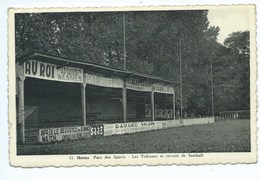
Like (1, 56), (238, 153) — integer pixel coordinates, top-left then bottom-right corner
(15, 11), (250, 116)
(213, 31), (250, 113)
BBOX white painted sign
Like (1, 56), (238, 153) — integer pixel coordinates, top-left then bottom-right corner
(102, 118), (214, 137)
(153, 83), (174, 94)
(39, 126), (91, 143)
(126, 78), (174, 94)
(85, 73), (123, 88)
(37, 118), (215, 142)
(24, 60), (83, 83)
(112, 121), (156, 135)
(126, 78), (152, 92)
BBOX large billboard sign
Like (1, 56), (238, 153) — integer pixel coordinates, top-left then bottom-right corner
(24, 60), (174, 94)
(85, 73), (123, 88)
(126, 78), (174, 94)
(38, 125), (106, 143)
(24, 60), (84, 83)
(39, 126), (91, 143)
(126, 78), (152, 92)
(153, 83), (174, 94)
(38, 118), (215, 143)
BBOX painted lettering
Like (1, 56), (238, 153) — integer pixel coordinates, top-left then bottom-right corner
(51, 65), (54, 78)
(41, 136), (49, 143)
(46, 65), (51, 77)
(25, 61), (31, 74)
(24, 60), (83, 83)
(40, 63), (45, 76)
(31, 61), (38, 75)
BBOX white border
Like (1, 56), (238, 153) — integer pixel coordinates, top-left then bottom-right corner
(8, 5), (257, 167)
(1, 0), (259, 179)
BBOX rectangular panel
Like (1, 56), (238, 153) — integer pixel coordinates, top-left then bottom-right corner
(90, 124), (104, 136)
(126, 78), (152, 92)
(126, 78), (174, 94)
(39, 126), (91, 143)
(103, 124), (116, 136)
(153, 83), (174, 94)
(85, 72), (124, 88)
(24, 59), (83, 83)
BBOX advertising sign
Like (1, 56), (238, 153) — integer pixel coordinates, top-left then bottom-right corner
(153, 83), (174, 94)
(115, 122), (138, 135)
(126, 78), (152, 92)
(39, 126), (91, 143)
(90, 124), (104, 136)
(155, 121), (163, 130)
(85, 73), (123, 88)
(24, 60), (83, 83)
(38, 118), (215, 142)
(126, 78), (174, 94)
(103, 124), (116, 136)
(103, 121), (157, 136)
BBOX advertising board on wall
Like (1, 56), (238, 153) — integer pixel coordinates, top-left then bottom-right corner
(85, 73), (123, 88)
(37, 118), (215, 143)
(39, 126), (91, 143)
(126, 78), (174, 94)
(126, 78), (152, 92)
(39, 125), (106, 143)
(24, 60), (174, 94)
(90, 124), (104, 136)
(111, 121), (157, 135)
(153, 83), (174, 94)
(24, 60), (84, 83)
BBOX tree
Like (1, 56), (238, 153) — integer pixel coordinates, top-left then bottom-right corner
(224, 31), (250, 62)
(16, 12), (125, 68)
(15, 10), (221, 116)
(212, 31), (250, 113)
(224, 31), (250, 110)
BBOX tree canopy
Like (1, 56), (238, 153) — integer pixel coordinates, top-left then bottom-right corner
(213, 31), (250, 113)
(15, 11), (250, 116)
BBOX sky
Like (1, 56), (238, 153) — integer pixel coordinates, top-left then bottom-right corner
(208, 6), (251, 44)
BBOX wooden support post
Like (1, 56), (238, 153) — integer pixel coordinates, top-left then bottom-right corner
(81, 83), (87, 126)
(18, 76), (26, 143)
(122, 81), (127, 123)
(151, 91), (155, 121)
(173, 93), (175, 120)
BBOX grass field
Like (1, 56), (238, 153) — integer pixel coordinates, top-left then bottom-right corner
(17, 119), (250, 155)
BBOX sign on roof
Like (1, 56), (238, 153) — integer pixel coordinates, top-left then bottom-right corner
(153, 83), (174, 94)
(23, 60), (174, 93)
(85, 73), (124, 88)
(24, 60), (83, 83)
(126, 78), (152, 92)
(126, 78), (174, 94)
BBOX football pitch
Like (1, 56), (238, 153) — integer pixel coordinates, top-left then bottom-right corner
(17, 119), (250, 155)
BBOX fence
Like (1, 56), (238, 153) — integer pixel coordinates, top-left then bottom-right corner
(216, 110), (250, 121)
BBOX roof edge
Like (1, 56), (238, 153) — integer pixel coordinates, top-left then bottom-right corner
(16, 51), (180, 86)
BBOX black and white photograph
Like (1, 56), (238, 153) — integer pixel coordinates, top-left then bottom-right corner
(9, 5), (256, 166)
